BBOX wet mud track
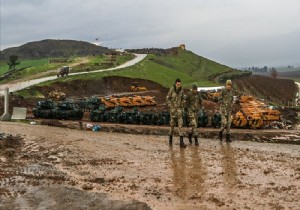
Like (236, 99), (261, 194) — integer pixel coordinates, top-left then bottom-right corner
(0, 122), (300, 210)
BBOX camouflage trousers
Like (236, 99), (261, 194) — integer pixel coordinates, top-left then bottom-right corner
(169, 108), (183, 136)
(220, 110), (232, 134)
(188, 110), (199, 137)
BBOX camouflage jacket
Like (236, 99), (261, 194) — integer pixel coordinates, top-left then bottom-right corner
(166, 85), (184, 109)
(186, 90), (202, 112)
(219, 88), (234, 110)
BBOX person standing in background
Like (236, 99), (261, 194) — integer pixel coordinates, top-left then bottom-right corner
(186, 84), (202, 146)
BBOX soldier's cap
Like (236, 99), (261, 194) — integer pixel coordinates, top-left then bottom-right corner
(226, 80), (232, 86)
(192, 83), (197, 90)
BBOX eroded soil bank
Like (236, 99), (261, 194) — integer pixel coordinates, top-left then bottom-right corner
(0, 122), (300, 210)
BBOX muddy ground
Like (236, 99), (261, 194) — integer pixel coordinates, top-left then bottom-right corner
(0, 76), (300, 209)
(0, 122), (300, 210)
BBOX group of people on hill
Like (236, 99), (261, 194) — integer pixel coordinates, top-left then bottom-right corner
(166, 78), (234, 148)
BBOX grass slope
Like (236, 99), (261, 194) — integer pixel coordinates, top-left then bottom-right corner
(0, 54), (135, 84)
(47, 48), (237, 89)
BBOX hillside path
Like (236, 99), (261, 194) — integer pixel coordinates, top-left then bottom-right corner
(0, 54), (147, 95)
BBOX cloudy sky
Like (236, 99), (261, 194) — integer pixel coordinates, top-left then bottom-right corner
(1, 0), (300, 68)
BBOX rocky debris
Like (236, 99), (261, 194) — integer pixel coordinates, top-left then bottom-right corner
(270, 134), (300, 143)
(0, 133), (24, 158)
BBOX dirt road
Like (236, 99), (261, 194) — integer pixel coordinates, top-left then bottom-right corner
(0, 122), (299, 210)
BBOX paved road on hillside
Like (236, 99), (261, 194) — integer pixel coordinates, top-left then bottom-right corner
(0, 54), (147, 95)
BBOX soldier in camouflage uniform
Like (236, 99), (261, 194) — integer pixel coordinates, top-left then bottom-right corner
(218, 80), (234, 142)
(186, 84), (202, 145)
(166, 79), (186, 148)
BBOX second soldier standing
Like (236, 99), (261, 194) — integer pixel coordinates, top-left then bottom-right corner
(186, 84), (203, 145)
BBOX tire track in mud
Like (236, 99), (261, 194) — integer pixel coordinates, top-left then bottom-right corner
(0, 138), (68, 199)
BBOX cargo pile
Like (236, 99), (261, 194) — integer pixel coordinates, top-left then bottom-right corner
(48, 90), (66, 101)
(32, 99), (83, 120)
(91, 106), (209, 127)
(32, 92), (285, 130)
(99, 95), (157, 109)
(232, 95), (281, 129)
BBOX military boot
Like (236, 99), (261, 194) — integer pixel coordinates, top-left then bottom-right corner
(169, 135), (173, 146)
(226, 134), (232, 142)
(194, 136), (199, 146)
(188, 133), (193, 144)
(179, 136), (187, 148)
(219, 131), (223, 141)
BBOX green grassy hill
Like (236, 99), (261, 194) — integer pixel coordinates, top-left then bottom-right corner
(52, 47), (246, 88)
(8, 45), (296, 107)
(0, 39), (249, 89)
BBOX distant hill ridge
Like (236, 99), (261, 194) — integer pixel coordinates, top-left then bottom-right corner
(0, 39), (112, 60)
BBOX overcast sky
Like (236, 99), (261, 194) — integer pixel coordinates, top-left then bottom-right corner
(1, 0), (300, 68)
